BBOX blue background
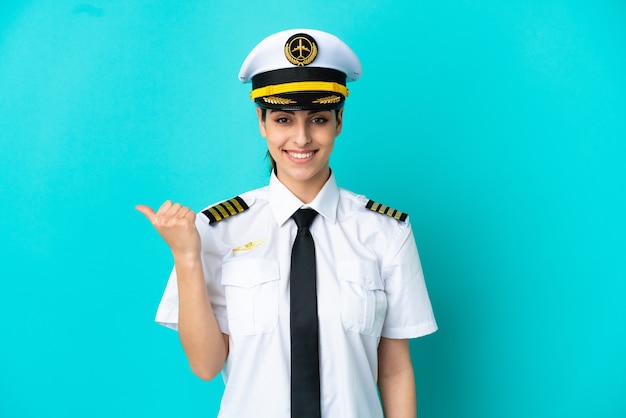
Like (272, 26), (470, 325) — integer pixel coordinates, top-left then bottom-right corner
(1, 1), (625, 417)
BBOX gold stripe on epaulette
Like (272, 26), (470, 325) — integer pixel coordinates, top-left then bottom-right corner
(206, 206), (222, 221)
(202, 196), (250, 224)
(222, 200), (236, 216)
(215, 204), (229, 218)
(365, 199), (408, 222)
(230, 198), (245, 212)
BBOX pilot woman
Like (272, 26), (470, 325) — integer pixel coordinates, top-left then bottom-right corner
(137, 28), (437, 418)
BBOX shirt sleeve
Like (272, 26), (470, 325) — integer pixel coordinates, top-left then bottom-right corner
(154, 214), (230, 334)
(380, 219), (437, 339)
(154, 268), (181, 330)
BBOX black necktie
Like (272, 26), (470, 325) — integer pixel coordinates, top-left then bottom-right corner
(290, 208), (321, 418)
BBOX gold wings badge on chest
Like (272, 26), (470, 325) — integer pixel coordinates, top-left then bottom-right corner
(232, 238), (267, 252)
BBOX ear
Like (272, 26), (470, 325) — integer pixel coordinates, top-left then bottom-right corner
(256, 107), (267, 138)
(334, 108), (344, 137)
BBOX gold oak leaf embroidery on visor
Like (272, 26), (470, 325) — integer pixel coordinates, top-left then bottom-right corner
(263, 96), (297, 105)
(312, 95), (341, 104)
(232, 238), (268, 252)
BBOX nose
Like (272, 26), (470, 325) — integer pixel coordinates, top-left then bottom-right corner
(292, 121), (311, 147)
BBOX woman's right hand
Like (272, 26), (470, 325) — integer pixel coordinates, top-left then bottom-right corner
(138, 202), (228, 379)
(135, 200), (201, 261)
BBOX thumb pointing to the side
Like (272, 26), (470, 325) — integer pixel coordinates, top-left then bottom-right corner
(135, 204), (157, 223)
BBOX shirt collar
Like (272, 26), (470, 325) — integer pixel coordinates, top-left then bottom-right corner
(269, 170), (339, 226)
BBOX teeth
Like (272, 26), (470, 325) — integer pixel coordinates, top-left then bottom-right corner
(289, 151), (314, 159)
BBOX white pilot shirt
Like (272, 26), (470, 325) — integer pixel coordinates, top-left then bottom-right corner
(156, 171), (437, 418)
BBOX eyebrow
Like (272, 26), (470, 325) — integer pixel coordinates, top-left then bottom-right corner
(269, 109), (328, 115)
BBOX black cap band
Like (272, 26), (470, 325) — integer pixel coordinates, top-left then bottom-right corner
(252, 67), (346, 90)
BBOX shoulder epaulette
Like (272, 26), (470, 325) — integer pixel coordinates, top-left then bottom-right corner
(365, 199), (408, 222)
(202, 196), (249, 224)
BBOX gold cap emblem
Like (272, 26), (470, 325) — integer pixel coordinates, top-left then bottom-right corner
(284, 33), (318, 66)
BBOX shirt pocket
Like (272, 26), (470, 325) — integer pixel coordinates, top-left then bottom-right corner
(221, 259), (280, 336)
(337, 260), (388, 337)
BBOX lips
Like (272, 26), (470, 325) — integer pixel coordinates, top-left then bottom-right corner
(287, 151), (315, 159)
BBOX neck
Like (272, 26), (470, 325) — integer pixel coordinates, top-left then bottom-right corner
(276, 168), (331, 204)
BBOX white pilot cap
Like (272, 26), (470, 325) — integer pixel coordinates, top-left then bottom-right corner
(239, 29), (362, 110)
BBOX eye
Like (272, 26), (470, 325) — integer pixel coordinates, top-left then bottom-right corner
(311, 116), (328, 124)
(273, 116), (290, 124)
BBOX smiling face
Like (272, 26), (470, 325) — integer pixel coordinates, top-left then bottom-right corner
(257, 107), (343, 203)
